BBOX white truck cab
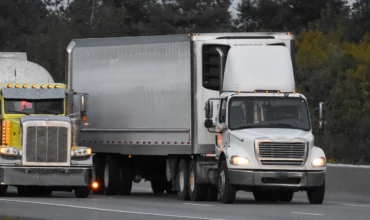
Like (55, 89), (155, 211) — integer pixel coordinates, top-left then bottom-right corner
(204, 39), (326, 204)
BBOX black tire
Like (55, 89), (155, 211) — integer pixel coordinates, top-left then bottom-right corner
(278, 191), (294, 202)
(104, 156), (121, 195)
(42, 189), (53, 196)
(177, 159), (190, 200)
(218, 160), (236, 204)
(92, 155), (105, 194)
(0, 185), (7, 197)
(188, 159), (207, 201)
(151, 179), (165, 194)
(75, 186), (90, 198)
(165, 181), (178, 194)
(205, 186), (218, 201)
(118, 161), (133, 195)
(307, 181), (325, 204)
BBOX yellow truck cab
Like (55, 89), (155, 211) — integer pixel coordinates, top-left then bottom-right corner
(0, 52), (92, 198)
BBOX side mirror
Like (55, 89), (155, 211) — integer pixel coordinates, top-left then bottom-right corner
(205, 100), (213, 119)
(79, 94), (88, 116)
(318, 102), (325, 130)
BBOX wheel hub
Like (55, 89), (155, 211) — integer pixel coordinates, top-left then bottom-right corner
(189, 169), (195, 192)
(104, 164), (109, 187)
(179, 170), (184, 191)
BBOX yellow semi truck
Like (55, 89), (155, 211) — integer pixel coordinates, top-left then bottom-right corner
(0, 52), (93, 198)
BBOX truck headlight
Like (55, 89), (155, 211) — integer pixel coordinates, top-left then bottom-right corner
(230, 156), (250, 166)
(312, 157), (326, 167)
(0, 147), (20, 156)
(71, 147), (92, 157)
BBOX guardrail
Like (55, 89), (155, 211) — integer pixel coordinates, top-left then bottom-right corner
(326, 163), (370, 203)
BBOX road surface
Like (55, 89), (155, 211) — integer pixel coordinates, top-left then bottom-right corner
(0, 182), (369, 220)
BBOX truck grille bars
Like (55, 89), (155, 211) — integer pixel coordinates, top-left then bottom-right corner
(256, 141), (307, 166)
(22, 121), (71, 166)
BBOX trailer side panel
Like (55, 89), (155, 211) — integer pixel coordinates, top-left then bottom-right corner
(71, 39), (192, 155)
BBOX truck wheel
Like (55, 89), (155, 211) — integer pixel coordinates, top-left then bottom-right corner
(205, 186), (218, 201)
(92, 156), (105, 194)
(177, 159), (190, 200)
(151, 179), (165, 194)
(278, 191), (294, 202)
(118, 162), (132, 195)
(307, 181), (325, 204)
(0, 185), (7, 197)
(218, 160), (236, 204)
(188, 159), (207, 201)
(75, 186), (90, 198)
(165, 180), (178, 194)
(104, 156), (120, 195)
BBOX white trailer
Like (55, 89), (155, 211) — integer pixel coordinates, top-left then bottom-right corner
(67, 32), (327, 204)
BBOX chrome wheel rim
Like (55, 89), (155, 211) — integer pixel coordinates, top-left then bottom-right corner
(104, 164), (109, 187)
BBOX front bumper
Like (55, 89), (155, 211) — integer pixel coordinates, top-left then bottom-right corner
(228, 169), (325, 189)
(0, 166), (92, 186)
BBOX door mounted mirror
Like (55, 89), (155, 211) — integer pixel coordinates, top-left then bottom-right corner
(205, 100), (213, 119)
(319, 101), (325, 130)
(79, 93), (89, 117)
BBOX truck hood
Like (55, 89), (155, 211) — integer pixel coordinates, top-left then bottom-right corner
(229, 128), (313, 143)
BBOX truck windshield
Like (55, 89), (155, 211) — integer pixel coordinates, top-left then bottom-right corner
(228, 96), (311, 131)
(4, 99), (64, 115)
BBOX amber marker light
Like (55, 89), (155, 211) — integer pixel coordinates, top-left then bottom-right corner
(91, 181), (99, 190)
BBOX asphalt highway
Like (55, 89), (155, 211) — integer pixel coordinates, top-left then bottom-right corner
(0, 182), (369, 220)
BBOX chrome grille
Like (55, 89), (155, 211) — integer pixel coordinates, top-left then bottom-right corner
(256, 142), (307, 166)
(22, 120), (71, 166)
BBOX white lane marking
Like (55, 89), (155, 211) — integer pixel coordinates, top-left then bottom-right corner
(343, 203), (370, 208)
(291, 212), (324, 216)
(0, 198), (224, 220)
(183, 203), (212, 207)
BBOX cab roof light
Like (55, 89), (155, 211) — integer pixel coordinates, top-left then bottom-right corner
(22, 84), (27, 88)
(47, 84), (52, 89)
(15, 84), (19, 88)
(7, 84), (12, 88)
(32, 84), (37, 89)
(55, 85), (59, 88)
(40, 85), (45, 89)
(253, 90), (281, 93)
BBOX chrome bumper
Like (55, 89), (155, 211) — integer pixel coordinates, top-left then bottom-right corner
(0, 166), (92, 186)
(228, 169), (325, 189)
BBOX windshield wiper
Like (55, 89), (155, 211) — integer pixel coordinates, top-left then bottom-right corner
(232, 124), (264, 130)
(267, 123), (301, 129)
(6, 110), (30, 115)
(37, 110), (61, 115)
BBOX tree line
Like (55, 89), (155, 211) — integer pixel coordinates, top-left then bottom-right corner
(1, 0), (370, 164)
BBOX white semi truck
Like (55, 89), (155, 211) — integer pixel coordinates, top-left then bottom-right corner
(66, 32), (327, 204)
